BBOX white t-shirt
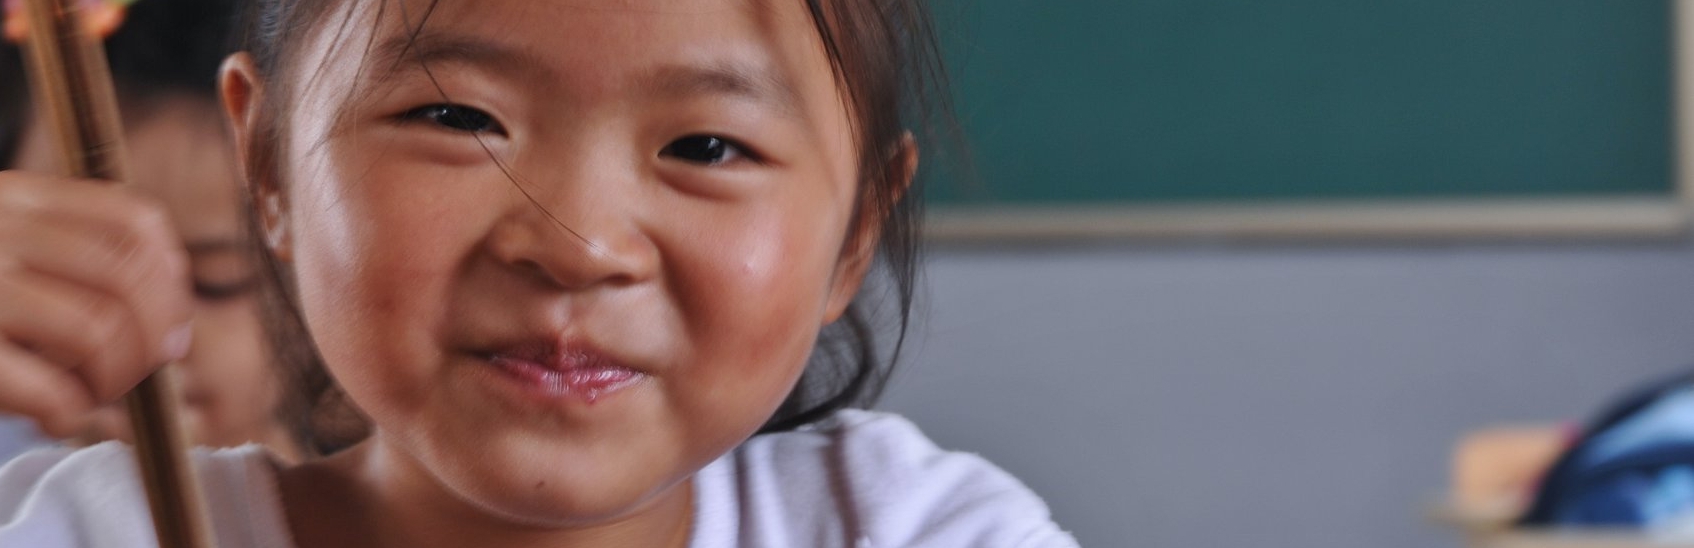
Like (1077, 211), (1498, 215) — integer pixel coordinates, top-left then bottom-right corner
(0, 410), (1077, 547)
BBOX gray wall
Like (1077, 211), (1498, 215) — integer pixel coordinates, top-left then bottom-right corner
(879, 240), (1694, 548)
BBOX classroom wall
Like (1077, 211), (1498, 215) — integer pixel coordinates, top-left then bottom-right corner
(879, 237), (1694, 548)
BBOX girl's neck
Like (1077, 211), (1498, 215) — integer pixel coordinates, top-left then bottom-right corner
(275, 439), (694, 548)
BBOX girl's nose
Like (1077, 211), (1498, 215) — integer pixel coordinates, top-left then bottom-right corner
(483, 189), (658, 291)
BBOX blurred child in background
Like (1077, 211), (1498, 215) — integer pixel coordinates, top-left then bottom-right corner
(0, 0), (309, 461)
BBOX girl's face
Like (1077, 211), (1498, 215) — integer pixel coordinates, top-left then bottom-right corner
(232, 0), (878, 527)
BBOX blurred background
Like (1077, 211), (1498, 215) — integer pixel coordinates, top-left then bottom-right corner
(876, 1), (1694, 547)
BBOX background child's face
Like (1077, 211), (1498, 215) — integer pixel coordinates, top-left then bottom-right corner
(123, 98), (285, 453)
(249, 0), (868, 523)
(12, 95), (287, 454)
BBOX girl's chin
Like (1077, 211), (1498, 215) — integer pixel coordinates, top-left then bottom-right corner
(396, 402), (704, 522)
(464, 480), (685, 530)
(395, 432), (692, 529)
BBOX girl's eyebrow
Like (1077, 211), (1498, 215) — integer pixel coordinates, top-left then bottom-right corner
(645, 62), (804, 119)
(369, 31), (551, 85)
(367, 30), (802, 118)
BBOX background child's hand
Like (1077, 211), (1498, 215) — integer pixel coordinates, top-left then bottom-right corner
(0, 170), (193, 438)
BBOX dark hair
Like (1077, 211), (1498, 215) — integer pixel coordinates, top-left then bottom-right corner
(0, 40), (21, 167)
(0, 0), (242, 166)
(236, 0), (955, 453)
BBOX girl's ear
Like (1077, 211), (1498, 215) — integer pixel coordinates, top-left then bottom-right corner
(823, 134), (919, 324)
(219, 52), (292, 261)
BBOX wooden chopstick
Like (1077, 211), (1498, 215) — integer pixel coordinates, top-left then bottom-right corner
(16, 1), (214, 546)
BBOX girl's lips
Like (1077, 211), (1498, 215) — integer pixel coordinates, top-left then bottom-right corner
(483, 344), (643, 404)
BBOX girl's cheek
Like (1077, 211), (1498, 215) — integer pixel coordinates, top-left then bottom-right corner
(665, 201), (845, 364)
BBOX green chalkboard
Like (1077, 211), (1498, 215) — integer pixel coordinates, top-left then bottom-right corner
(930, 1), (1674, 207)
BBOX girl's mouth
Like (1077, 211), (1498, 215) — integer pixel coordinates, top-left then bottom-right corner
(481, 343), (644, 404)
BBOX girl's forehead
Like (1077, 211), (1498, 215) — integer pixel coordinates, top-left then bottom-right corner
(284, 0), (862, 196)
(307, 0), (833, 96)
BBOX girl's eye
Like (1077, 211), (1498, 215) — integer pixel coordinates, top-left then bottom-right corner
(661, 135), (753, 165)
(399, 104), (504, 134)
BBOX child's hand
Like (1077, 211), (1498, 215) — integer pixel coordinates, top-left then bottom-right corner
(0, 170), (193, 439)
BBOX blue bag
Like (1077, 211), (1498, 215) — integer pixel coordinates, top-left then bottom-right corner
(1521, 372), (1694, 527)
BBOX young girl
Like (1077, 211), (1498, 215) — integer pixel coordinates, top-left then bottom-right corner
(0, 0), (311, 461)
(0, 0), (1075, 546)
